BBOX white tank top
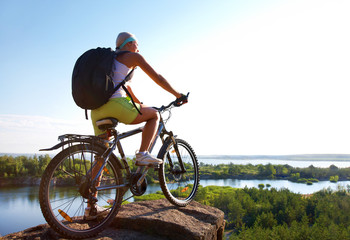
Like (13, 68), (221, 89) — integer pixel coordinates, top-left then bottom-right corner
(110, 59), (132, 99)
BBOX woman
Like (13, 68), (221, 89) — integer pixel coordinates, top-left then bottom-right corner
(91, 32), (185, 166)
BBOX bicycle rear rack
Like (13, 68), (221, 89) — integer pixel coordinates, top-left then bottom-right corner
(39, 134), (108, 152)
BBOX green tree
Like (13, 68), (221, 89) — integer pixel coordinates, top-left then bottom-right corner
(330, 175), (339, 182)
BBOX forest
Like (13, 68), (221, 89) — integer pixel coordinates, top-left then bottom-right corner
(199, 162), (350, 183)
(134, 185), (350, 239)
(1, 155), (349, 185)
(0, 154), (51, 177)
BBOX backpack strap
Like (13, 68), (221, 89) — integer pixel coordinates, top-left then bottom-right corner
(113, 51), (141, 114)
(113, 67), (142, 115)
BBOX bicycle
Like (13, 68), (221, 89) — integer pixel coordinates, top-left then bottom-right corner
(38, 94), (199, 239)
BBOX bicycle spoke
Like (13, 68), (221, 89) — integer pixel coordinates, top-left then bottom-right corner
(51, 195), (80, 211)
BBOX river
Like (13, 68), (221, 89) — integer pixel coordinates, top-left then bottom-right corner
(1, 157), (350, 236)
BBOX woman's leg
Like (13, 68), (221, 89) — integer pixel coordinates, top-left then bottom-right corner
(131, 105), (160, 152)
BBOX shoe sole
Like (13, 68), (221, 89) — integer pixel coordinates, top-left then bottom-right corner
(135, 161), (162, 168)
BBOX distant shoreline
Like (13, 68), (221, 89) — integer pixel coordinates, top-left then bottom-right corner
(198, 154), (350, 161)
(2, 153), (350, 161)
(0, 153), (55, 158)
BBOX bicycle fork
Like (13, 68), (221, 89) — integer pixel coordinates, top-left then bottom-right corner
(164, 131), (186, 174)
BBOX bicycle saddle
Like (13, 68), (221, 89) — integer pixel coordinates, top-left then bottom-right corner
(96, 117), (119, 131)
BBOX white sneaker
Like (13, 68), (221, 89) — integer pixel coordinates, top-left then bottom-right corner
(84, 205), (110, 220)
(135, 152), (163, 166)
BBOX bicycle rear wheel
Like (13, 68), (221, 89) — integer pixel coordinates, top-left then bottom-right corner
(157, 138), (199, 207)
(39, 143), (123, 239)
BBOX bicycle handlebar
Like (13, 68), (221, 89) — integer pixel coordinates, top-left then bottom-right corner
(154, 92), (189, 112)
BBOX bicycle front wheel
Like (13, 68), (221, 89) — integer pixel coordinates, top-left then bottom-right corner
(39, 143), (123, 239)
(157, 138), (200, 207)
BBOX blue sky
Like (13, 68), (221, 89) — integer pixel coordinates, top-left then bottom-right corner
(1, 0), (350, 155)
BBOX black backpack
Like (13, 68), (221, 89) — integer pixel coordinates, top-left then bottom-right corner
(72, 47), (138, 119)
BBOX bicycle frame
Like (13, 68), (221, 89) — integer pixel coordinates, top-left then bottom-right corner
(91, 110), (183, 194)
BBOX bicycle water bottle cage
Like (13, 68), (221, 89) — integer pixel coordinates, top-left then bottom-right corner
(96, 117), (119, 131)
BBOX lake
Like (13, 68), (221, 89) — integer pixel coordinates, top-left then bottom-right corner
(1, 179), (350, 236)
(1, 156), (350, 236)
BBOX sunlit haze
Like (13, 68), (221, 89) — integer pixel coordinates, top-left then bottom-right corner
(0, 0), (349, 155)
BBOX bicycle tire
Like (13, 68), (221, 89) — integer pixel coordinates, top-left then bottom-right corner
(39, 143), (123, 239)
(157, 138), (200, 207)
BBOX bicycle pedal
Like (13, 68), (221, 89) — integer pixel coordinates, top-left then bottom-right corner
(153, 164), (160, 170)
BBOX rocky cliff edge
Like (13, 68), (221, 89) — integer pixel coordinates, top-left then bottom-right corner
(2, 199), (225, 240)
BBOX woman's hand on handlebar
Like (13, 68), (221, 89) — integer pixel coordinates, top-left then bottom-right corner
(155, 93), (189, 111)
(174, 93), (189, 106)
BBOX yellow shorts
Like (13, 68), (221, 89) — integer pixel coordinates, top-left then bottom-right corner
(91, 97), (140, 136)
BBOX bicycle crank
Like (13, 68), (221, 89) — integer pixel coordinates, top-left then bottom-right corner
(130, 172), (147, 196)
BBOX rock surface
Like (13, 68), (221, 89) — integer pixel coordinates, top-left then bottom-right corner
(2, 199), (225, 240)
